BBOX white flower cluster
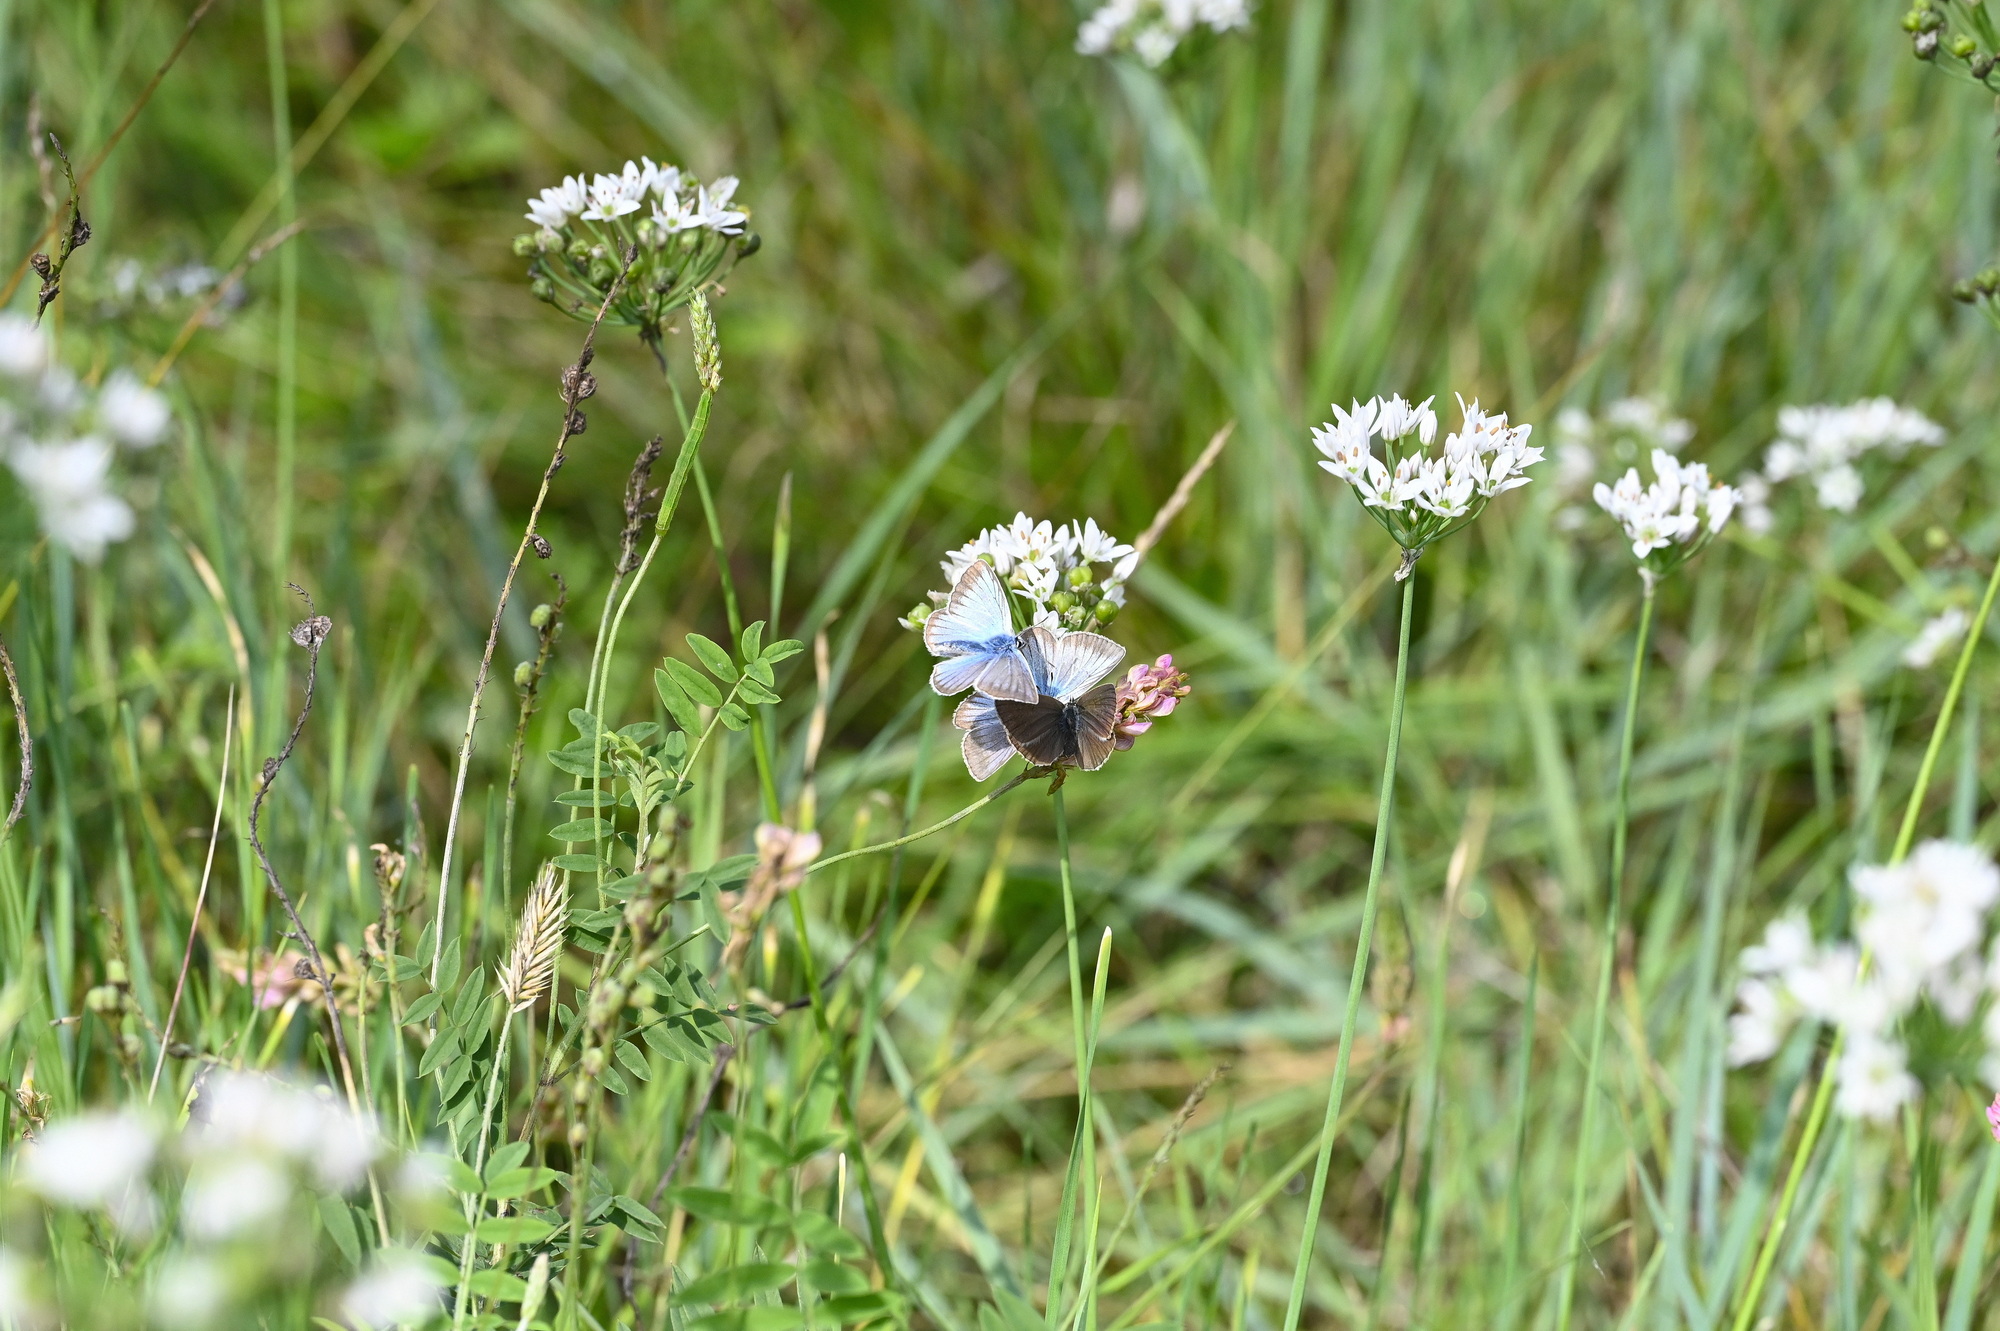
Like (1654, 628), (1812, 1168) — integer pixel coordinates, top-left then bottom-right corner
(1591, 448), (1740, 579)
(1758, 398), (1944, 516)
(3, 1073), (427, 1328)
(1727, 841), (2000, 1121)
(1076, 0), (1252, 66)
(1313, 394), (1542, 567)
(525, 157), (746, 238)
(517, 156), (756, 340)
(0, 313), (171, 564)
(1551, 398), (1694, 498)
(1904, 607), (1971, 670)
(903, 513), (1137, 634)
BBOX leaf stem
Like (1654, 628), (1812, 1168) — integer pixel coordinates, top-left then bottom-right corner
(803, 773), (1031, 879)
(1554, 577), (1655, 1330)
(1281, 572), (1416, 1331)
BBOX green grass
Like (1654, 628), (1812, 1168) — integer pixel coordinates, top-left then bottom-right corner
(5, 0), (2000, 1326)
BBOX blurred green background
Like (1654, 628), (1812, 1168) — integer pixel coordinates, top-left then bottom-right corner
(9, 0), (2000, 1322)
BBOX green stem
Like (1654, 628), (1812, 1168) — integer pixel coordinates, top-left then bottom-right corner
(803, 774), (1030, 879)
(453, 1006), (517, 1327)
(1280, 573), (1416, 1331)
(1553, 579), (1655, 1330)
(1731, 546), (2000, 1329)
(1045, 788), (1090, 1324)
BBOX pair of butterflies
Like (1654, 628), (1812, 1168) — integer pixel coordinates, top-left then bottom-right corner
(923, 560), (1126, 779)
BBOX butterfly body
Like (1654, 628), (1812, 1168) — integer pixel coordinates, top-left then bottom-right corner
(953, 624), (1125, 778)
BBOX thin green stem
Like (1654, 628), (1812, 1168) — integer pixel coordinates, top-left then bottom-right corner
(1731, 548), (2000, 1329)
(1046, 788), (1090, 1324)
(804, 774), (1030, 879)
(453, 1006), (517, 1327)
(1281, 573), (1416, 1331)
(1554, 579), (1655, 1330)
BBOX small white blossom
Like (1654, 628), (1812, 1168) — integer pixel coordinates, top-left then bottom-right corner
(1834, 1034), (1918, 1121)
(1736, 473), (1774, 536)
(1077, 0), (1252, 65)
(186, 1070), (380, 1190)
(1312, 393), (1540, 572)
(181, 1155), (291, 1241)
(907, 512), (1138, 635)
(1902, 607), (1970, 670)
(1726, 977), (1794, 1066)
(7, 438), (135, 563)
(1742, 914), (1815, 976)
(1591, 448), (1740, 580)
(149, 1254), (230, 1328)
(1757, 398), (1944, 517)
(17, 1109), (158, 1233)
(0, 314), (50, 379)
(340, 1250), (445, 1330)
(97, 370), (170, 448)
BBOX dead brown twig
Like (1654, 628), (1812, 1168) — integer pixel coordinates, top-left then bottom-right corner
(0, 634), (29, 841)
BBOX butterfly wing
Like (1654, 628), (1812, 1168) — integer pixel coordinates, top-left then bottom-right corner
(923, 562), (1036, 702)
(1068, 683), (1120, 771)
(952, 695), (1017, 781)
(994, 694), (1075, 767)
(1018, 626), (1126, 702)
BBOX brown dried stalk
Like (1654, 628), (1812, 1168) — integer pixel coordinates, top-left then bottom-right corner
(427, 247), (639, 993)
(0, 634), (29, 840)
(247, 592), (358, 1103)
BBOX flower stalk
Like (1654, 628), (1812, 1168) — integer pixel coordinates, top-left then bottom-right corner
(1281, 573), (1415, 1331)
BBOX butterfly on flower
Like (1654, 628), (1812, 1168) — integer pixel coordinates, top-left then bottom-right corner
(954, 626), (1126, 780)
(920, 560), (1038, 703)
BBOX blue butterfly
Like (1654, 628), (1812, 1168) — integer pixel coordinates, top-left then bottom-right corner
(954, 625), (1126, 779)
(924, 560), (1038, 703)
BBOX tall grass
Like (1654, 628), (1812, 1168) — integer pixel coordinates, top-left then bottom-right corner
(4, 0), (2000, 1326)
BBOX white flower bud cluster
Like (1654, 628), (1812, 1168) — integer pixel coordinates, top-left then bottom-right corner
(1312, 394), (1542, 567)
(1076, 0), (1252, 67)
(902, 513), (1137, 634)
(1591, 448), (1741, 579)
(3, 1072), (423, 1327)
(1902, 606), (1971, 670)
(525, 157), (746, 238)
(1727, 841), (2000, 1122)
(1758, 397), (1944, 516)
(0, 313), (172, 564)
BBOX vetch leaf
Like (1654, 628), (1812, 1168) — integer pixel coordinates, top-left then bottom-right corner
(549, 818), (615, 842)
(401, 991), (443, 1026)
(686, 633), (739, 682)
(663, 657), (723, 708)
(717, 703), (751, 732)
(678, 1263), (796, 1306)
(476, 1215), (556, 1244)
(760, 638), (804, 663)
(655, 668), (704, 734)
(739, 621), (764, 661)
(554, 790), (619, 808)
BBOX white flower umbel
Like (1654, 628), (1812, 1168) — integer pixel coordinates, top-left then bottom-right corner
(97, 370), (170, 448)
(1727, 840), (2000, 1122)
(1313, 393), (1542, 578)
(1077, 0), (1252, 65)
(340, 1249), (445, 1330)
(1592, 448), (1741, 586)
(902, 513), (1138, 635)
(185, 1069), (380, 1191)
(17, 1108), (159, 1234)
(0, 313), (50, 379)
(1902, 606), (1970, 669)
(1759, 397), (1944, 515)
(516, 155), (757, 344)
(6, 438), (135, 563)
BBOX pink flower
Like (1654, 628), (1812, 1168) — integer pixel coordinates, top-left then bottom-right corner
(1987, 1093), (2000, 1142)
(1112, 655), (1191, 751)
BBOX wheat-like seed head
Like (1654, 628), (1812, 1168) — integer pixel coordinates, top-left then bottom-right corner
(500, 864), (568, 1012)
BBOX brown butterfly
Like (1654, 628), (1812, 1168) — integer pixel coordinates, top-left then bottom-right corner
(953, 625), (1125, 779)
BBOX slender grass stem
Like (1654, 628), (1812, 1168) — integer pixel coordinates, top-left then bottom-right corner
(1731, 548), (2000, 1328)
(804, 774), (1031, 879)
(1554, 578), (1655, 1330)
(453, 1006), (517, 1327)
(1046, 788), (1090, 1324)
(1281, 573), (1416, 1331)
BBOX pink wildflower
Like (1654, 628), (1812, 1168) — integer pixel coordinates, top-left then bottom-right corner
(1112, 655), (1191, 751)
(1988, 1092), (2000, 1143)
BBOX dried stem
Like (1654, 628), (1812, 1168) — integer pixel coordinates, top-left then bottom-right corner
(0, 634), (30, 842)
(247, 593), (357, 1105)
(428, 249), (638, 993)
(149, 684), (235, 1102)
(1127, 420), (1233, 570)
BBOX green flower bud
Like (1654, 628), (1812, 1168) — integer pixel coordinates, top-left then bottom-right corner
(630, 983), (657, 1010)
(977, 552), (997, 567)
(530, 603), (554, 629)
(105, 958), (129, 986)
(1903, 8), (1925, 30)
(905, 603), (932, 626)
(1093, 599), (1119, 624)
(1950, 33), (1977, 57)
(1050, 590), (1076, 613)
(531, 276), (556, 303)
(514, 660), (535, 689)
(739, 233), (763, 259)
(581, 1046), (607, 1077)
(1978, 267), (2000, 292)
(566, 238), (591, 263)
(1954, 279), (1979, 303)
(589, 256), (617, 286)
(1067, 565), (1094, 589)
(512, 234), (537, 258)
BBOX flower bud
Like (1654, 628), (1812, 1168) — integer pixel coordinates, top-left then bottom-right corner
(1093, 599), (1119, 624)
(1050, 590), (1076, 613)
(1916, 29), (1940, 57)
(513, 234), (537, 258)
(530, 603), (554, 629)
(531, 276), (555, 302)
(85, 985), (121, 1013)
(630, 982), (657, 1010)
(514, 661), (535, 689)
(1066, 565), (1094, 589)
(1950, 33), (1977, 57)
(904, 603), (931, 627)
(581, 1046), (606, 1077)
